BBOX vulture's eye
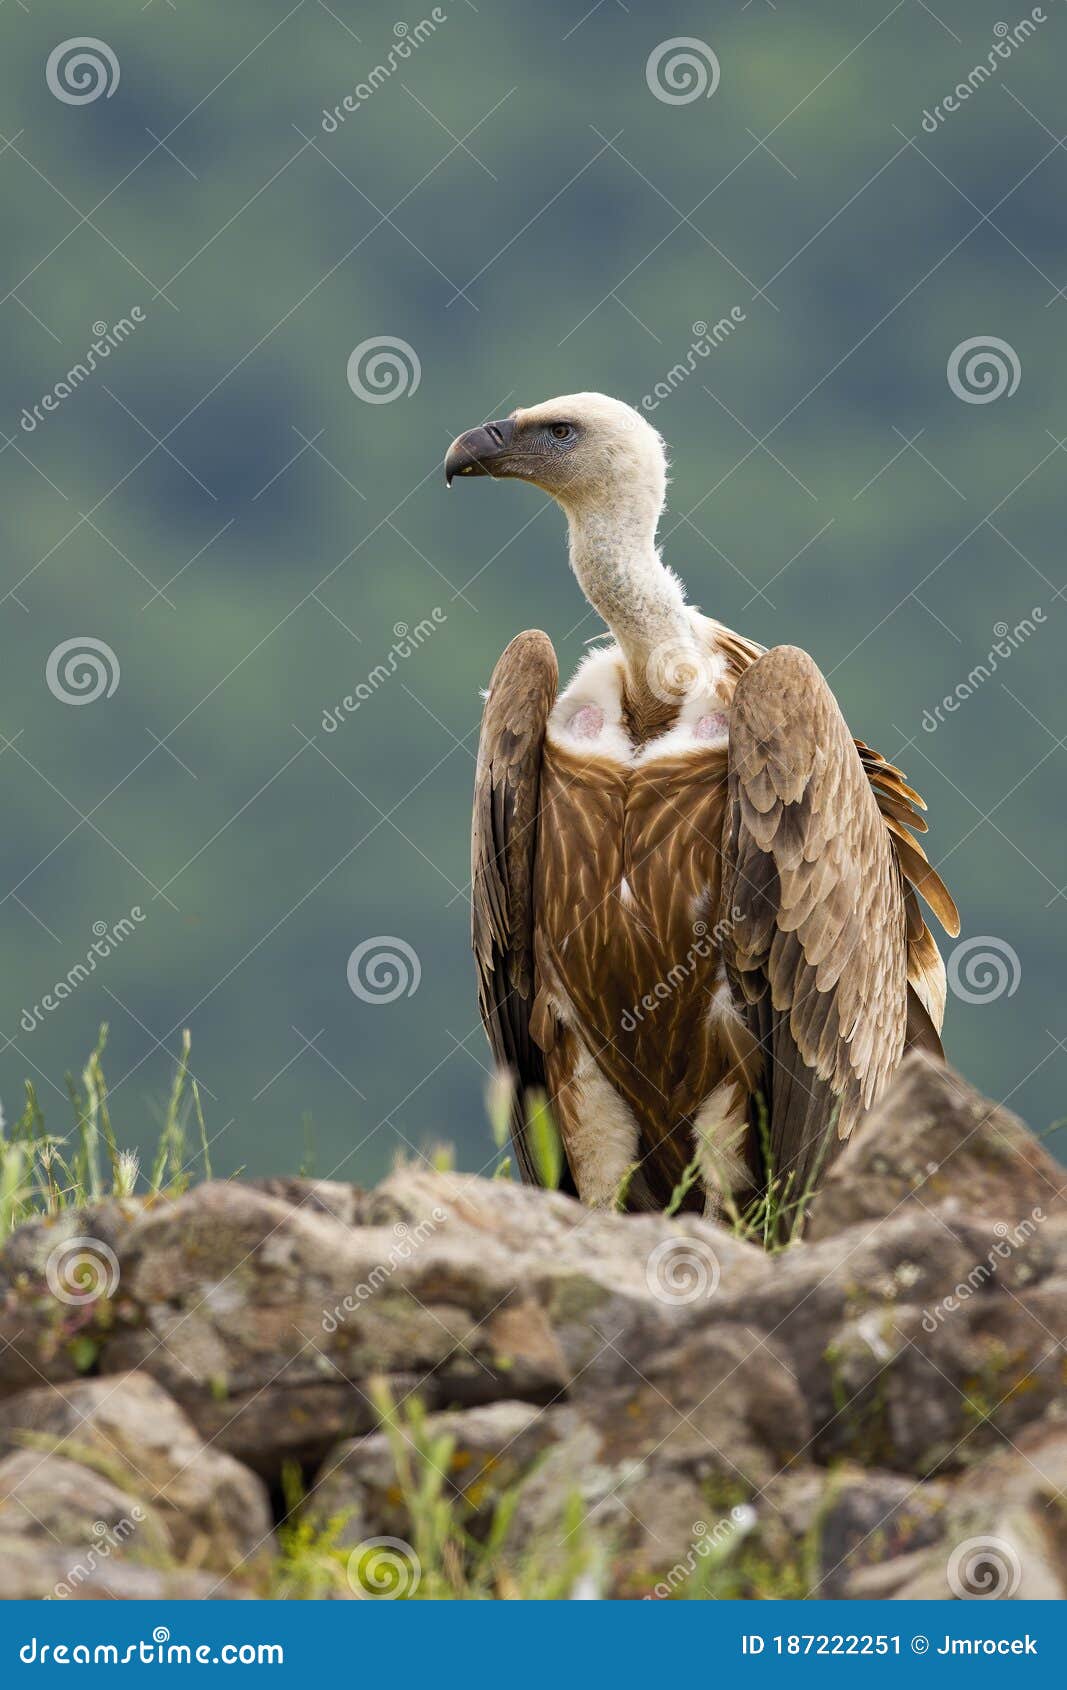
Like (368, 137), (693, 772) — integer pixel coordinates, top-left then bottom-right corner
(550, 423), (576, 441)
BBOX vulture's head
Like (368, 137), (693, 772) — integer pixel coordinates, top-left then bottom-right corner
(445, 393), (667, 519)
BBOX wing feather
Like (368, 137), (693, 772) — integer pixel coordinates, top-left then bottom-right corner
(722, 645), (957, 1201)
(471, 630), (573, 1190)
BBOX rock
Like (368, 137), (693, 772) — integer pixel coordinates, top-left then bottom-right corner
(590, 1326), (807, 1594)
(677, 1204), (1060, 1467)
(0, 1294), (85, 1398)
(177, 1382), (382, 1476)
(0, 1374), (272, 1573)
(309, 1400), (567, 1546)
(818, 1288), (1067, 1475)
(754, 1464), (952, 1597)
(492, 1410), (719, 1599)
(100, 1181), (556, 1466)
(0, 1200), (140, 1283)
(0, 1450), (169, 1556)
(0, 1537), (250, 1600)
(490, 1327), (807, 1597)
(306, 1322), (807, 1598)
(0, 1059), (1063, 1599)
(247, 1178), (367, 1227)
(100, 1182), (460, 1466)
(370, 1167), (769, 1393)
(809, 1053), (1065, 1241)
(597, 1469), (721, 1600)
(578, 1323), (808, 1490)
(848, 1419), (1067, 1598)
(100, 1175), (768, 1472)
(0, 1202), (140, 1397)
(373, 1165), (766, 1289)
(928, 1419), (1067, 1598)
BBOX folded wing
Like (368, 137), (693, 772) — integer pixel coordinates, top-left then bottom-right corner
(721, 645), (959, 1198)
(471, 630), (574, 1189)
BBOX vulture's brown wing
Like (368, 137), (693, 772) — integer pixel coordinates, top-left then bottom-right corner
(471, 630), (574, 1190)
(721, 645), (958, 1199)
(855, 738), (959, 1035)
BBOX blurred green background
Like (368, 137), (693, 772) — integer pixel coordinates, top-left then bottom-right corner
(1, 0), (1064, 1183)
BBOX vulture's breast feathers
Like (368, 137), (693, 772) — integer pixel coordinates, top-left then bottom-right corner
(531, 632), (758, 1182)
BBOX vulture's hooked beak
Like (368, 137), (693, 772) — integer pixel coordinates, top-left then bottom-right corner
(445, 417), (516, 486)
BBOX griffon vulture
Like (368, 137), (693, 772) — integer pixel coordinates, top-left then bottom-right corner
(445, 393), (959, 1217)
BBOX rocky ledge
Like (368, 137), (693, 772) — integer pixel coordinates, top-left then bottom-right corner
(1, 1052), (1066, 1600)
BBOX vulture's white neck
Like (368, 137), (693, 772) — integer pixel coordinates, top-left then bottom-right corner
(562, 488), (695, 690)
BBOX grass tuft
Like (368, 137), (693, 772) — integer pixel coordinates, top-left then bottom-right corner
(0, 1025), (212, 1240)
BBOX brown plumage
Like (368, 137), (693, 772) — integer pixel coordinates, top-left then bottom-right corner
(451, 394), (959, 1216)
